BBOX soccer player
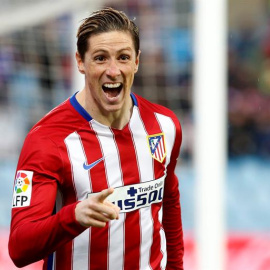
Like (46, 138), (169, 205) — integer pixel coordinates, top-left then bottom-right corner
(9, 7), (184, 270)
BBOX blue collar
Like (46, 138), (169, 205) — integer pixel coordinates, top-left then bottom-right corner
(69, 92), (138, 122)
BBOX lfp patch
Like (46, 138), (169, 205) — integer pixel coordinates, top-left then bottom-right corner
(12, 170), (33, 208)
(147, 133), (166, 163)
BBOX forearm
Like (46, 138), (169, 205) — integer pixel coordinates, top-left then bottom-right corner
(163, 193), (184, 270)
(163, 171), (184, 269)
(9, 202), (86, 267)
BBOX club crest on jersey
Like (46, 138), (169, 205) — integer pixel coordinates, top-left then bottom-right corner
(12, 170), (33, 208)
(147, 133), (166, 163)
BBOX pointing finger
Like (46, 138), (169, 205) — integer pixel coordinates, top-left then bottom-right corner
(96, 187), (114, 203)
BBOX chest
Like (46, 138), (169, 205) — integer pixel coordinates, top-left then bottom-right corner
(60, 112), (175, 203)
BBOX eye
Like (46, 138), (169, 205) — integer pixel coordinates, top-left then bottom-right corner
(119, 54), (130, 61)
(94, 55), (106, 62)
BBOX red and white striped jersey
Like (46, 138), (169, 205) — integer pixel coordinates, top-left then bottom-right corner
(9, 93), (184, 270)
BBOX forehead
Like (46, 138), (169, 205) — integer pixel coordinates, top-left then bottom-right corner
(87, 31), (135, 53)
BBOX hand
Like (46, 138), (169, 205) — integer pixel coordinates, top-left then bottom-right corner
(75, 187), (120, 228)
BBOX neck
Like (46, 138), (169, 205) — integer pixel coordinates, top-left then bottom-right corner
(76, 89), (133, 130)
(100, 109), (132, 129)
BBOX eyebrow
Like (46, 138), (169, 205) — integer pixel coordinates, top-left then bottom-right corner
(92, 47), (133, 54)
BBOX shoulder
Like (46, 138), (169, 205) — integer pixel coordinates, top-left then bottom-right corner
(133, 94), (182, 153)
(135, 94), (179, 118)
(28, 97), (87, 143)
(17, 98), (77, 179)
(18, 96), (87, 171)
(134, 93), (182, 131)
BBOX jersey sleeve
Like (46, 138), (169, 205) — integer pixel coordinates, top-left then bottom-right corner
(162, 118), (184, 270)
(8, 129), (86, 268)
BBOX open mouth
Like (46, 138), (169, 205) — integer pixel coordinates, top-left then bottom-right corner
(102, 83), (123, 98)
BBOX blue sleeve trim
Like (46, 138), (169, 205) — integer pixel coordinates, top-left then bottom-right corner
(47, 253), (54, 270)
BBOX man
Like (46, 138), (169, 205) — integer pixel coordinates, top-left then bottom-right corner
(9, 7), (184, 270)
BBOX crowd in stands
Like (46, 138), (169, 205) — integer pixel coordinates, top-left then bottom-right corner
(228, 20), (270, 158)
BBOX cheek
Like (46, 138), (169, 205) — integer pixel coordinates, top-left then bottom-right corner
(123, 66), (136, 77)
(126, 68), (136, 80)
(85, 68), (102, 80)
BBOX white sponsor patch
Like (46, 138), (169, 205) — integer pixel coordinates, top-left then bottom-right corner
(87, 176), (165, 213)
(12, 170), (33, 208)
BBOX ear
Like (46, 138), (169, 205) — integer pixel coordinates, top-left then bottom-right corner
(76, 51), (85, 74)
(134, 50), (141, 73)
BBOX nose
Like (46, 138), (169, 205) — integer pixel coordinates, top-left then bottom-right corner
(106, 60), (121, 78)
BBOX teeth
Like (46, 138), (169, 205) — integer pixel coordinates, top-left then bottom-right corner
(103, 83), (121, 88)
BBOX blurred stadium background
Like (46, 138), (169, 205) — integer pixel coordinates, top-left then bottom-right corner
(0, 0), (270, 269)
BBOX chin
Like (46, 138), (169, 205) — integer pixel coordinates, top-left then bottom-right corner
(106, 105), (123, 113)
